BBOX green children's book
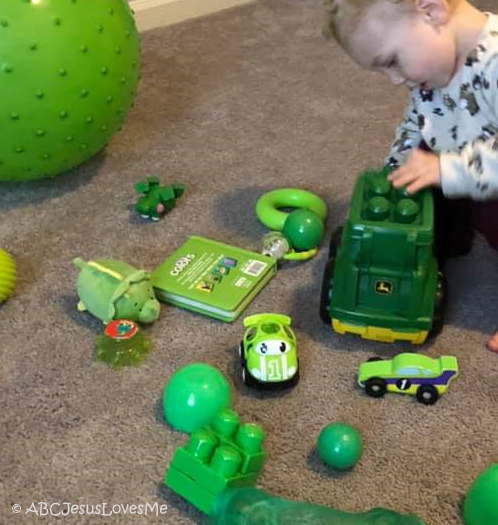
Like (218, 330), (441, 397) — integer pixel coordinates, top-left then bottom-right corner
(151, 236), (277, 322)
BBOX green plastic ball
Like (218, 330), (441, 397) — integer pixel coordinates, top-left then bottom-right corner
(0, 0), (140, 181)
(282, 209), (324, 251)
(163, 363), (232, 433)
(317, 423), (363, 470)
(463, 464), (498, 525)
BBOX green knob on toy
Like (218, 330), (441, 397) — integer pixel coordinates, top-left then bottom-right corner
(211, 445), (242, 478)
(395, 199), (419, 224)
(211, 407), (240, 437)
(282, 209), (324, 251)
(186, 429), (218, 460)
(316, 422), (363, 470)
(367, 196), (390, 221)
(463, 464), (498, 525)
(368, 174), (391, 197)
(163, 363), (232, 433)
(236, 423), (265, 454)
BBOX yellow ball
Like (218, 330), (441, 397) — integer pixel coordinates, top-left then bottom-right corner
(0, 248), (17, 303)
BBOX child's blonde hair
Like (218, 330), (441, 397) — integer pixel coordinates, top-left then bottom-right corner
(323, 0), (389, 48)
(324, 0), (457, 49)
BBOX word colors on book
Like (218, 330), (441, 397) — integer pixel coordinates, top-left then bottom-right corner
(151, 236), (277, 321)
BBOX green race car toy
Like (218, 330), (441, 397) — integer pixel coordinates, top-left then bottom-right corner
(358, 353), (458, 405)
(239, 313), (299, 389)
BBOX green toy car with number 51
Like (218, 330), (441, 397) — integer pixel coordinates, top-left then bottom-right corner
(358, 353), (458, 405)
(239, 313), (299, 389)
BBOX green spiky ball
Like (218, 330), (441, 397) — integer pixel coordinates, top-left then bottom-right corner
(0, 0), (140, 181)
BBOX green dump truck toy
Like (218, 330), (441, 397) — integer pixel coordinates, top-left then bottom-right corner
(320, 167), (445, 344)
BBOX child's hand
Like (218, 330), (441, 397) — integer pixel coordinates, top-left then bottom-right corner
(387, 149), (441, 194)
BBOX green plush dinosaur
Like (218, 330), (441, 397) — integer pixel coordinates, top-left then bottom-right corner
(73, 258), (161, 324)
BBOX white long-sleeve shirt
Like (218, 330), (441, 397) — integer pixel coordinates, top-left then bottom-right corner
(385, 13), (498, 201)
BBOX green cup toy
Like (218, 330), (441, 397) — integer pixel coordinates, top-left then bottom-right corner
(163, 363), (232, 433)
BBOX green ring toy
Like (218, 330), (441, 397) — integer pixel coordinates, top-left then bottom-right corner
(256, 189), (327, 260)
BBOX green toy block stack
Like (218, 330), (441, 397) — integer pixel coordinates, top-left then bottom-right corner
(164, 407), (266, 515)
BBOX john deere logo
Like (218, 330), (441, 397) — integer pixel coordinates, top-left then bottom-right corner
(375, 280), (393, 294)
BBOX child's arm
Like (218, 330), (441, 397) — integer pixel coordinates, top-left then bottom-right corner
(412, 53), (498, 200)
(384, 95), (423, 168)
(440, 139), (498, 200)
(439, 99), (498, 199)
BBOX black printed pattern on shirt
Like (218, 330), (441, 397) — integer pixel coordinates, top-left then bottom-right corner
(385, 15), (498, 199)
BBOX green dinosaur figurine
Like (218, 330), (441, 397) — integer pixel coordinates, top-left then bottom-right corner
(73, 258), (161, 324)
(134, 176), (185, 221)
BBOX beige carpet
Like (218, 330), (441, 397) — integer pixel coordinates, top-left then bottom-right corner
(1, 1), (497, 524)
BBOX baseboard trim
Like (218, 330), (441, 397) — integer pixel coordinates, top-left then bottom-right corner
(130, 0), (254, 31)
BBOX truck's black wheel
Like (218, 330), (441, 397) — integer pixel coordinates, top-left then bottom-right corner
(320, 256), (335, 324)
(428, 270), (447, 339)
(320, 226), (343, 324)
(329, 226), (343, 258)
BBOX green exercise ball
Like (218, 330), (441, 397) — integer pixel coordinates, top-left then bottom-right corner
(463, 464), (498, 525)
(0, 0), (140, 181)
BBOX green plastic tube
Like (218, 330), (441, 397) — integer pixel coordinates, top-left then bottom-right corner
(210, 488), (425, 525)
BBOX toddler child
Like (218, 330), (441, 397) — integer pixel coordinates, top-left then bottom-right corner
(323, 0), (498, 350)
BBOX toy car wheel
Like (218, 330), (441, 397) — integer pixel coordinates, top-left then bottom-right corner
(242, 366), (257, 388)
(287, 358), (300, 387)
(328, 226), (343, 258)
(416, 385), (439, 405)
(319, 256), (335, 324)
(428, 270), (447, 339)
(365, 378), (387, 398)
(367, 356), (383, 362)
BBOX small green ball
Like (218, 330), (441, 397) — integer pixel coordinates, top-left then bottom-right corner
(163, 363), (231, 433)
(317, 423), (363, 470)
(282, 209), (324, 251)
(463, 464), (498, 525)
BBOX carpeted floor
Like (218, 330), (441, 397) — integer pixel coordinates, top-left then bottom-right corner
(2, 1), (498, 524)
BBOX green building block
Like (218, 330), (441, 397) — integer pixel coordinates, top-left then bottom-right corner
(164, 407), (266, 515)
